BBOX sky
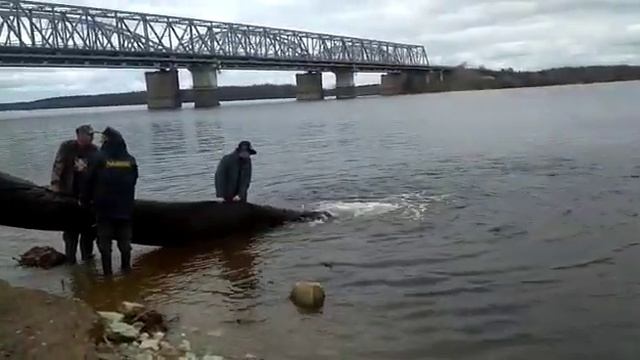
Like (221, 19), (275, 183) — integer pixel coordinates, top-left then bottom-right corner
(1, 0), (640, 102)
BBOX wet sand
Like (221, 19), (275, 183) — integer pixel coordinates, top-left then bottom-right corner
(0, 279), (99, 359)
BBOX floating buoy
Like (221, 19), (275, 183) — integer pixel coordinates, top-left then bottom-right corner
(289, 281), (325, 310)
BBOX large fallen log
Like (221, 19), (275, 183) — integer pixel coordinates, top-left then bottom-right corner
(0, 171), (328, 247)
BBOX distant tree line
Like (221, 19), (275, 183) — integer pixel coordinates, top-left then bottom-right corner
(0, 66), (639, 111)
(0, 84), (381, 111)
(427, 65), (640, 92)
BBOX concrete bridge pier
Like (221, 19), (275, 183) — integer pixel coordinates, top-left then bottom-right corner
(381, 71), (431, 95)
(405, 70), (429, 93)
(145, 69), (181, 109)
(334, 70), (356, 99)
(296, 72), (324, 101)
(380, 72), (408, 95)
(190, 66), (219, 108)
(423, 69), (449, 92)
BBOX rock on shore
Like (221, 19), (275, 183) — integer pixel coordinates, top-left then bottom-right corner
(0, 280), (255, 360)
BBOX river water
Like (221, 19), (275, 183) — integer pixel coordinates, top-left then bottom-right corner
(1, 82), (640, 359)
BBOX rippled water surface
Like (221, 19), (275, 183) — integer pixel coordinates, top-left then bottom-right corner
(2, 83), (640, 359)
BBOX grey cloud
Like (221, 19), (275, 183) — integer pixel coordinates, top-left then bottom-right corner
(537, 0), (640, 14)
(1, 0), (640, 102)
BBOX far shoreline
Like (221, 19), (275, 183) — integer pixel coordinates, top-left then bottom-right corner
(1, 65), (640, 112)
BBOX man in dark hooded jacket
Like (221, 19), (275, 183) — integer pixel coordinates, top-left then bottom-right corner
(215, 141), (256, 203)
(82, 127), (138, 275)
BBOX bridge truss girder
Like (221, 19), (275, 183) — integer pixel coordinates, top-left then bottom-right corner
(0, 0), (433, 72)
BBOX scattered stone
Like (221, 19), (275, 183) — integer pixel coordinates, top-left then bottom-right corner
(93, 301), (229, 359)
(119, 301), (146, 319)
(181, 352), (198, 360)
(134, 310), (168, 335)
(178, 339), (191, 352)
(138, 339), (160, 351)
(97, 353), (119, 360)
(17, 246), (66, 269)
(289, 281), (326, 310)
(97, 311), (125, 324)
(135, 350), (154, 360)
(159, 341), (180, 357)
(105, 321), (139, 343)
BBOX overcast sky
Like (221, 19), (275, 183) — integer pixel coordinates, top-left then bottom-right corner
(1, 0), (639, 102)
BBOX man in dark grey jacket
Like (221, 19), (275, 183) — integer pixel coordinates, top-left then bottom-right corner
(215, 141), (256, 203)
(51, 124), (98, 264)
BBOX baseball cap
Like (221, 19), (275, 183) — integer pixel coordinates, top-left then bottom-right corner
(75, 124), (94, 135)
(237, 140), (257, 155)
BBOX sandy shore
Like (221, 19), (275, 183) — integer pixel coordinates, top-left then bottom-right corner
(0, 279), (99, 359)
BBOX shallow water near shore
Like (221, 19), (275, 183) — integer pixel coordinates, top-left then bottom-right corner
(2, 82), (640, 359)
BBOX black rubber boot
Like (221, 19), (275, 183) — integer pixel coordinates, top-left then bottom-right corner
(63, 232), (78, 264)
(101, 256), (113, 276)
(121, 252), (131, 273)
(80, 230), (95, 261)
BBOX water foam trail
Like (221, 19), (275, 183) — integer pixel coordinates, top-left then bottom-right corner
(315, 201), (400, 217)
(311, 192), (452, 220)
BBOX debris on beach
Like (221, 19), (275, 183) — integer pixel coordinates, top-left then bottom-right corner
(119, 301), (146, 318)
(96, 301), (231, 359)
(16, 246), (66, 269)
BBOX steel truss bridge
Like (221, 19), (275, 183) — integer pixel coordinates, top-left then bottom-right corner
(0, 0), (438, 72)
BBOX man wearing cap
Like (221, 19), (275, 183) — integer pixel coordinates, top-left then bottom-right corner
(215, 141), (256, 203)
(50, 124), (98, 264)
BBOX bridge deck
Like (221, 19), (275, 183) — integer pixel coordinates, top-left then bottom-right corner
(0, 1), (444, 72)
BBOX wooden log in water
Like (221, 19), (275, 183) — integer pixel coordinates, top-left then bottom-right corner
(0, 171), (327, 247)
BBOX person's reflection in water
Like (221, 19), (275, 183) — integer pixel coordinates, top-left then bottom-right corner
(68, 235), (261, 312)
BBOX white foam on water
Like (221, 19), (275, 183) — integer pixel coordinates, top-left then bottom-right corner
(315, 201), (401, 218)
(312, 192), (452, 220)
(307, 218), (329, 227)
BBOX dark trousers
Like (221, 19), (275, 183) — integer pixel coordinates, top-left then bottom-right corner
(97, 219), (132, 275)
(63, 228), (95, 264)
